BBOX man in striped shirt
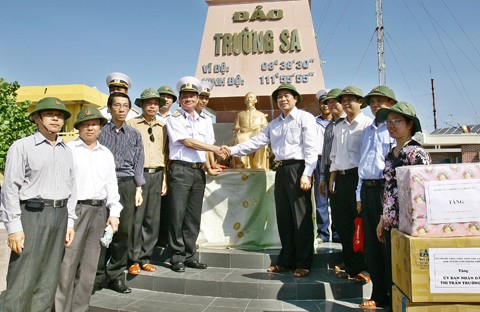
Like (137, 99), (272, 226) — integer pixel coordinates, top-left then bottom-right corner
(96, 92), (145, 294)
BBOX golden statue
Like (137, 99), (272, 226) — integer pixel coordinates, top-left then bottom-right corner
(232, 92), (269, 169)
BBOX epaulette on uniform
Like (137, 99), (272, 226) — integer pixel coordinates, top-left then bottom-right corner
(172, 111), (182, 117)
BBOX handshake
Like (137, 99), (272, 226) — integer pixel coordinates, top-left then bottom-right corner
(214, 145), (233, 160)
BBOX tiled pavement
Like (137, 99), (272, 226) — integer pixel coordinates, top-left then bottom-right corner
(0, 226), (383, 311)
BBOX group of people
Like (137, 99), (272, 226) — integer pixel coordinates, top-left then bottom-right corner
(311, 85), (431, 309)
(0, 70), (431, 311)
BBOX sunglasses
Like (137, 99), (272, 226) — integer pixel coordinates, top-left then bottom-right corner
(148, 127), (155, 142)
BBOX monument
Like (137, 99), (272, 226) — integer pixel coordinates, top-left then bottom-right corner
(196, 0), (325, 124)
(232, 92), (269, 169)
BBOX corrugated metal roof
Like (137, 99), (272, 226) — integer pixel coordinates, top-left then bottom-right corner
(431, 125), (480, 135)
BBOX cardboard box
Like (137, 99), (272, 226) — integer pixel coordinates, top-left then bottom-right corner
(391, 229), (480, 302)
(396, 163), (480, 237)
(392, 285), (480, 312)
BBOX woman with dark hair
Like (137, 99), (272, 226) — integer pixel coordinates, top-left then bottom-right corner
(375, 101), (431, 308)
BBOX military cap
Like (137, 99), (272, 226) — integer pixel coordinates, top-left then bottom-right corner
(364, 85), (397, 106)
(28, 97), (71, 122)
(157, 86), (177, 103)
(74, 106), (107, 129)
(176, 76), (202, 94)
(271, 83), (303, 106)
(199, 81), (214, 97)
(337, 85), (366, 108)
(322, 88), (343, 104)
(106, 72), (132, 89)
(376, 101), (422, 134)
(316, 89), (331, 102)
(134, 88), (166, 107)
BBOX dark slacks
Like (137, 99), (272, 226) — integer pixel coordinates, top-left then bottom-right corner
(106, 178), (136, 280)
(56, 202), (107, 312)
(167, 162), (206, 264)
(313, 157), (330, 241)
(4, 204), (67, 312)
(132, 170), (163, 265)
(330, 172), (366, 276)
(361, 181), (388, 306)
(383, 229), (393, 307)
(274, 162), (314, 269)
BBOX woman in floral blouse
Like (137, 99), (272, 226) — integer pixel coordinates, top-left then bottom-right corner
(375, 102), (431, 308)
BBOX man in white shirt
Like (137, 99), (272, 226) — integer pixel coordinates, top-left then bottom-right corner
(222, 84), (318, 278)
(329, 86), (372, 284)
(56, 107), (122, 311)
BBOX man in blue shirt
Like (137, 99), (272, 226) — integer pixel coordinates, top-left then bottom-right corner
(357, 86), (397, 309)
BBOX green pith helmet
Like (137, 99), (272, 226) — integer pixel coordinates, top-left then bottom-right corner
(337, 85), (366, 108)
(322, 88), (343, 104)
(134, 88), (166, 107)
(74, 106), (108, 129)
(364, 85), (397, 106)
(157, 86), (177, 103)
(28, 97), (71, 122)
(271, 83), (303, 106)
(376, 101), (422, 134)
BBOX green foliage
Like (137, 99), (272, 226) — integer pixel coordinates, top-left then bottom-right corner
(0, 78), (35, 171)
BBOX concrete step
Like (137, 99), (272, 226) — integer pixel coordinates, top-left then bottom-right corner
(152, 242), (344, 270)
(89, 288), (367, 312)
(122, 266), (369, 301)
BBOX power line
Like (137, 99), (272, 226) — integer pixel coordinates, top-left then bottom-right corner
(351, 29), (376, 84)
(320, 0), (352, 54)
(313, 0), (333, 38)
(417, 0), (480, 122)
(441, 0), (480, 59)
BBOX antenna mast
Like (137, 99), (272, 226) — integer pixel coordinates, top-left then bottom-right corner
(376, 0), (386, 85)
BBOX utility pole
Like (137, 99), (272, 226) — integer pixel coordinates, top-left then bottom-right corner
(431, 78), (437, 130)
(376, 0), (386, 85)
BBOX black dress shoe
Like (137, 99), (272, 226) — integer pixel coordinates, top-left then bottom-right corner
(108, 279), (132, 294)
(185, 260), (207, 269)
(171, 262), (185, 272)
(91, 283), (103, 295)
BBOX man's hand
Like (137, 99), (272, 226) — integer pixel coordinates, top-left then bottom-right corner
(220, 145), (231, 159)
(300, 175), (312, 191)
(107, 217), (120, 233)
(7, 231), (25, 254)
(211, 162), (227, 170)
(65, 227), (75, 247)
(356, 201), (362, 214)
(206, 167), (223, 176)
(377, 218), (385, 243)
(319, 181), (326, 196)
(135, 187), (143, 207)
(161, 179), (168, 196)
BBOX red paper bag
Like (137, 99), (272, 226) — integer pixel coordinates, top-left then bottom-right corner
(353, 217), (364, 252)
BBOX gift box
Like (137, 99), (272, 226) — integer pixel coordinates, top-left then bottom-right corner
(391, 229), (480, 303)
(392, 285), (480, 312)
(397, 163), (480, 237)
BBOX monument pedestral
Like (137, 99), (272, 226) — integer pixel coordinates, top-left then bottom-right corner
(196, 0), (324, 123)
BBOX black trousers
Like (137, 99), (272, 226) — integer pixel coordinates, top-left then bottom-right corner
(361, 182), (388, 305)
(107, 178), (136, 279)
(274, 162), (314, 269)
(167, 162), (206, 264)
(330, 173), (366, 276)
(132, 170), (163, 265)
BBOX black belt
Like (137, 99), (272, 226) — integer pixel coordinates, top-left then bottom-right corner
(336, 168), (358, 176)
(277, 159), (304, 166)
(78, 199), (106, 206)
(363, 179), (385, 187)
(20, 198), (68, 208)
(144, 167), (163, 174)
(117, 176), (134, 182)
(171, 160), (204, 169)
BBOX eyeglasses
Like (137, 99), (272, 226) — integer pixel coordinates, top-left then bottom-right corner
(111, 103), (130, 110)
(148, 126), (155, 142)
(385, 119), (405, 126)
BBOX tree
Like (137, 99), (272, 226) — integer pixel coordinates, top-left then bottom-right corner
(0, 78), (35, 172)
